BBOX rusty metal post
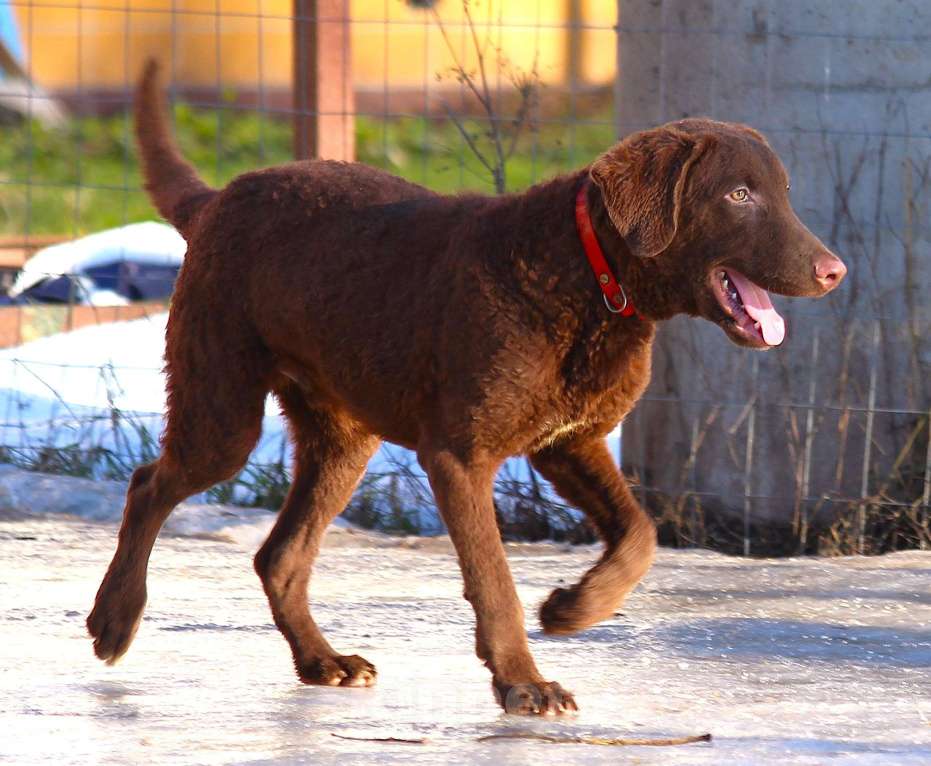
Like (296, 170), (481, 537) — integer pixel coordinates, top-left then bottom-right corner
(292, 0), (354, 161)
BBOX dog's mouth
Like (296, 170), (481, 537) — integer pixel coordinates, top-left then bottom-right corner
(710, 268), (786, 349)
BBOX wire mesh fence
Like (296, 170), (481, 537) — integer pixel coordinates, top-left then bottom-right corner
(625, 317), (931, 555)
(0, 0), (928, 554)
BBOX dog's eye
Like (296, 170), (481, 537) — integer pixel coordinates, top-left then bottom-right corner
(727, 188), (750, 203)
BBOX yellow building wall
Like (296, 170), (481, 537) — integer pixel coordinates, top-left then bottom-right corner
(580, 0), (617, 84)
(15, 0), (616, 90)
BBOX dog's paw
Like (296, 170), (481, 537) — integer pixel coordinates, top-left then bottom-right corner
(539, 585), (589, 635)
(298, 654), (377, 687)
(539, 582), (620, 635)
(86, 581), (147, 664)
(493, 679), (578, 716)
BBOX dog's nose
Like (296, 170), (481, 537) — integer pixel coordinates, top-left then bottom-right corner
(813, 253), (847, 291)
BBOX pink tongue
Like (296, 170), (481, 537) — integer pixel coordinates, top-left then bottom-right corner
(726, 270), (786, 346)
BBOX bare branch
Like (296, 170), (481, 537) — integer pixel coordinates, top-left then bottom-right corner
(440, 103), (497, 176)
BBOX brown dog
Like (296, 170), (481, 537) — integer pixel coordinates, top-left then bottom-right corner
(87, 62), (846, 715)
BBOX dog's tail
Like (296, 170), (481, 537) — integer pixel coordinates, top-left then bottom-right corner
(135, 59), (216, 237)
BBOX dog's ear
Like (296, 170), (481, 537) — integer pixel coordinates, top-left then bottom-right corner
(590, 128), (713, 258)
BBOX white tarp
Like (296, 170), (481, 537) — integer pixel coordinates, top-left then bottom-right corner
(9, 221), (186, 298)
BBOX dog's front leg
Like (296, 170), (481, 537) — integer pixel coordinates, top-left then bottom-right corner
(530, 435), (657, 634)
(419, 447), (577, 715)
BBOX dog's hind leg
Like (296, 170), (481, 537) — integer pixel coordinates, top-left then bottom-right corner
(254, 384), (380, 687)
(87, 315), (272, 664)
(530, 436), (656, 635)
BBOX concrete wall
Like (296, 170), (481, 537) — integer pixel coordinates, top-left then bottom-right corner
(615, 0), (931, 546)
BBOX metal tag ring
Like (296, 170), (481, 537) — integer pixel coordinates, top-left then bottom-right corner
(603, 286), (628, 314)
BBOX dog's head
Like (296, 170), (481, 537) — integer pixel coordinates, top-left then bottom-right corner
(590, 118), (846, 349)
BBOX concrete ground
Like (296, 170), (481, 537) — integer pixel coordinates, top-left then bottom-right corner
(1, 512), (929, 765)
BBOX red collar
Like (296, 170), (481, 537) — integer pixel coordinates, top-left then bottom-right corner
(575, 180), (638, 318)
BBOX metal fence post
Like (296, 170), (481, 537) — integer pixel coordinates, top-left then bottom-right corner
(743, 356), (759, 557)
(922, 408), (931, 550)
(858, 321), (881, 554)
(799, 329), (820, 551)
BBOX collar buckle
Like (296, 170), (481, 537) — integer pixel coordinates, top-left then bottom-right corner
(575, 180), (638, 319)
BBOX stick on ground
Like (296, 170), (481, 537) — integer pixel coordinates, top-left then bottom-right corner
(477, 732), (712, 747)
(330, 733), (427, 745)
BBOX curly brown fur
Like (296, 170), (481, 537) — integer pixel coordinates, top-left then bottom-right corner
(134, 61), (216, 234)
(88, 60), (845, 715)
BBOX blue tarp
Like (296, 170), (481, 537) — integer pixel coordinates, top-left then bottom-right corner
(0, 3), (24, 75)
